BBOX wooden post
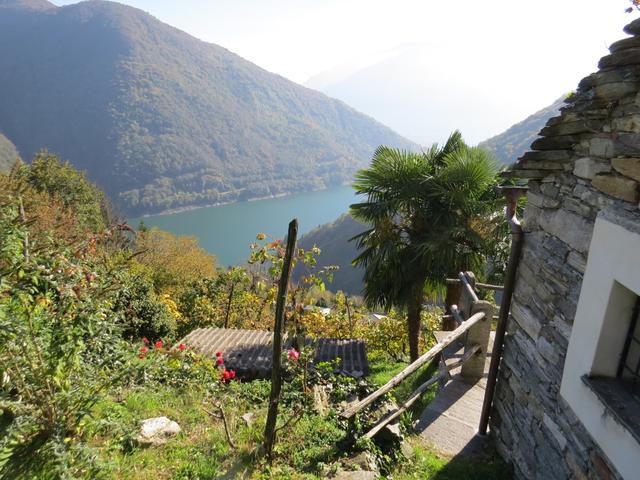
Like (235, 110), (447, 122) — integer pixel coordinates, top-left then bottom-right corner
(461, 300), (493, 381)
(458, 271), (477, 319)
(263, 219), (298, 461)
(443, 281), (461, 331)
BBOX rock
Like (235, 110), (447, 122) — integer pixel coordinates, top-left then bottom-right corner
(381, 421), (403, 442)
(332, 471), (377, 480)
(538, 209), (593, 253)
(598, 48), (640, 69)
(527, 192), (560, 209)
(312, 385), (330, 416)
(591, 174), (639, 202)
(611, 115), (640, 133)
(136, 417), (181, 447)
(241, 412), (256, 426)
(612, 157), (640, 181)
(610, 36), (640, 53)
(400, 441), (416, 460)
(573, 157), (611, 180)
(342, 451), (378, 473)
(624, 18), (640, 36)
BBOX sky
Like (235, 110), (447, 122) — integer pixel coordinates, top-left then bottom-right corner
(51, 0), (639, 143)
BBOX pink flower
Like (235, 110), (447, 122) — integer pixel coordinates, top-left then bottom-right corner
(139, 346), (149, 355)
(287, 348), (300, 361)
(216, 356), (224, 366)
(178, 343), (187, 351)
(154, 340), (163, 349)
(142, 337), (149, 345)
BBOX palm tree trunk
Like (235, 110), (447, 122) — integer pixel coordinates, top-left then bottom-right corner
(407, 292), (423, 362)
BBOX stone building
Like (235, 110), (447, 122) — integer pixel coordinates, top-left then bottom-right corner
(492, 19), (640, 479)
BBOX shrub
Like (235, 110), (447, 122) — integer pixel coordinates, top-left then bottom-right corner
(0, 202), (128, 479)
(112, 270), (176, 341)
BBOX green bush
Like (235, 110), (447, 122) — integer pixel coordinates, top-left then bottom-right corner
(0, 203), (128, 479)
(112, 271), (176, 341)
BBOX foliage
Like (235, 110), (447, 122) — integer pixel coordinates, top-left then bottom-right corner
(0, 202), (128, 479)
(112, 269), (176, 341)
(295, 213), (368, 295)
(135, 228), (217, 294)
(10, 150), (109, 232)
(351, 131), (502, 360)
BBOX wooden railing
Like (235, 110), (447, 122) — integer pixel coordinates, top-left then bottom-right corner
(341, 272), (495, 439)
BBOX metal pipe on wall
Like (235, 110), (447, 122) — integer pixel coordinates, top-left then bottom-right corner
(478, 185), (527, 436)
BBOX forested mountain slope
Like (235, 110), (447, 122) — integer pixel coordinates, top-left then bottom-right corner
(479, 96), (567, 164)
(0, 0), (416, 215)
(296, 213), (366, 295)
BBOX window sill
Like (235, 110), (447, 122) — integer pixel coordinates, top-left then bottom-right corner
(582, 375), (640, 445)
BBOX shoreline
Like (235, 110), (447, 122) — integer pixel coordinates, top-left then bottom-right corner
(131, 184), (353, 219)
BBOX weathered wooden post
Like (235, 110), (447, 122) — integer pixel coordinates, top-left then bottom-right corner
(461, 300), (493, 381)
(458, 271), (477, 319)
(443, 281), (461, 330)
(263, 219), (298, 461)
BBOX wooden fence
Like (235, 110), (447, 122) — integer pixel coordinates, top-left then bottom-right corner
(340, 271), (495, 439)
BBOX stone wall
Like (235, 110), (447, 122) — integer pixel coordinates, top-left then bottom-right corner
(491, 19), (640, 480)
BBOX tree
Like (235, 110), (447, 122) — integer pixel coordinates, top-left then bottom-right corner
(350, 131), (501, 361)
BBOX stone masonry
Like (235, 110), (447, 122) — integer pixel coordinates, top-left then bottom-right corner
(491, 19), (640, 479)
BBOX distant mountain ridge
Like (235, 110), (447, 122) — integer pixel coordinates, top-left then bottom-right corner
(479, 96), (567, 164)
(0, 0), (417, 215)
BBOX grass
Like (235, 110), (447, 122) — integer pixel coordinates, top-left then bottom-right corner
(386, 438), (511, 479)
(85, 381), (352, 479)
(368, 355), (439, 421)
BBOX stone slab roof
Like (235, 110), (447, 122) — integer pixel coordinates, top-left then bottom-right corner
(181, 327), (368, 379)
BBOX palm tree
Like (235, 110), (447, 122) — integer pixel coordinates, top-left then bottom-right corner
(350, 131), (500, 362)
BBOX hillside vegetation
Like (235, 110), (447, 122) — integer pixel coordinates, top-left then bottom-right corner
(297, 213), (366, 295)
(0, 0), (416, 215)
(479, 95), (567, 164)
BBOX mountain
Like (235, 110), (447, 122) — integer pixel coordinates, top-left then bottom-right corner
(0, 133), (19, 172)
(296, 213), (366, 296)
(0, 0), (417, 215)
(305, 43), (565, 147)
(478, 96), (567, 164)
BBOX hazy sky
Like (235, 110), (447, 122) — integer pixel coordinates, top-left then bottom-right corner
(51, 0), (638, 143)
(50, 1), (634, 83)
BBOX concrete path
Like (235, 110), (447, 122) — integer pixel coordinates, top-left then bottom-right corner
(414, 331), (495, 458)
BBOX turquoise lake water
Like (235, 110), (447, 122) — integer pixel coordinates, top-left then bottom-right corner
(129, 185), (357, 266)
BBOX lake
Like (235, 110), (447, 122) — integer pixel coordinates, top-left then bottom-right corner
(129, 185), (357, 266)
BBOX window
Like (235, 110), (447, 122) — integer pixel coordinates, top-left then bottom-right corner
(618, 297), (640, 395)
(560, 216), (640, 479)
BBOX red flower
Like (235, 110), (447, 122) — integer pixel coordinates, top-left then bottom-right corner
(154, 340), (163, 349)
(139, 346), (149, 354)
(216, 356), (224, 366)
(220, 368), (236, 383)
(178, 343), (187, 351)
(215, 351), (222, 357)
(142, 337), (149, 345)
(287, 348), (300, 361)
(138, 354), (146, 359)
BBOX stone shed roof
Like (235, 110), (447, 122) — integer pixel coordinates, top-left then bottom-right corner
(505, 18), (640, 207)
(181, 327), (368, 379)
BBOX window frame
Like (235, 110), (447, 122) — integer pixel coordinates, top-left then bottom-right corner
(560, 215), (640, 479)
